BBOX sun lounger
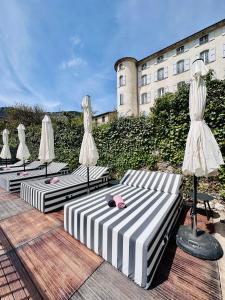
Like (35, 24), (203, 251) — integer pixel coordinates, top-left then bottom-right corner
(64, 169), (183, 289)
(0, 162), (69, 192)
(21, 165), (109, 213)
(0, 161), (43, 175)
(0, 160), (29, 168)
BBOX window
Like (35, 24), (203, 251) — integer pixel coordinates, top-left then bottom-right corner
(177, 81), (185, 89)
(176, 45), (184, 55)
(102, 116), (105, 123)
(118, 63), (125, 71)
(199, 34), (208, 45)
(177, 60), (184, 74)
(200, 50), (209, 64)
(119, 75), (126, 87)
(141, 93), (148, 104)
(157, 55), (164, 63)
(141, 63), (147, 70)
(157, 68), (164, 81)
(158, 87), (165, 97)
(141, 75), (147, 86)
(119, 94), (124, 105)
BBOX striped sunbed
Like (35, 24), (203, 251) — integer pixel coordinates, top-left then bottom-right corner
(21, 165), (109, 213)
(0, 162), (69, 192)
(0, 161), (43, 175)
(0, 160), (29, 169)
(64, 169), (183, 289)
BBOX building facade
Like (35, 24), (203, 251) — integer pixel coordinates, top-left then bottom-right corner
(93, 111), (117, 125)
(115, 19), (225, 117)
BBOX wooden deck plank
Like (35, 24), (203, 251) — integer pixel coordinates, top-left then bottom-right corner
(16, 227), (103, 300)
(0, 209), (62, 248)
(0, 192), (20, 202)
(0, 247), (42, 299)
(0, 199), (33, 221)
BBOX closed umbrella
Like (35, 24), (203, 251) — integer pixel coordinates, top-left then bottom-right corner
(79, 95), (99, 193)
(176, 59), (224, 260)
(38, 115), (55, 177)
(0, 129), (11, 167)
(16, 124), (30, 171)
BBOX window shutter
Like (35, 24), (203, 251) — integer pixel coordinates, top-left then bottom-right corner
(164, 66), (168, 78)
(139, 95), (142, 105)
(209, 48), (216, 62)
(138, 78), (142, 87)
(173, 63), (177, 75)
(147, 92), (151, 102)
(184, 59), (190, 71)
(154, 71), (157, 81)
(223, 44), (225, 58)
(223, 26), (225, 36)
(147, 62), (150, 68)
(147, 74), (151, 84)
(209, 31), (215, 41)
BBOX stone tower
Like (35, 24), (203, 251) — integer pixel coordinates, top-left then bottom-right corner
(114, 57), (138, 117)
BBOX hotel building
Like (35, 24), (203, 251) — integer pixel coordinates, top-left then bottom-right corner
(114, 19), (225, 117)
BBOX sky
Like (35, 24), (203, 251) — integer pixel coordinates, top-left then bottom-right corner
(0, 0), (224, 114)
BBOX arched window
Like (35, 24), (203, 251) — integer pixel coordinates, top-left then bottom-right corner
(141, 93), (148, 104)
(157, 68), (164, 81)
(119, 75), (126, 87)
(141, 63), (147, 70)
(158, 87), (165, 97)
(177, 60), (184, 74)
(119, 94), (124, 105)
(200, 50), (209, 64)
(141, 75), (147, 86)
(118, 63), (125, 71)
(177, 81), (185, 89)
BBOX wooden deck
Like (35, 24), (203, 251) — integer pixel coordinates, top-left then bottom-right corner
(0, 190), (222, 300)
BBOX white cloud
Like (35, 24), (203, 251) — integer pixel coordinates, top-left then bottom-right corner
(60, 56), (86, 70)
(70, 35), (83, 47)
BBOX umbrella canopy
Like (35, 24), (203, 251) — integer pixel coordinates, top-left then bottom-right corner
(16, 124), (30, 161)
(0, 129), (11, 159)
(38, 115), (55, 163)
(79, 95), (99, 166)
(182, 59), (224, 177)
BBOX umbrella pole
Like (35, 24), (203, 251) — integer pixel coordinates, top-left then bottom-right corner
(45, 162), (48, 178)
(23, 160), (25, 172)
(192, 175), (198, 237)
(87, 166), (90, 194)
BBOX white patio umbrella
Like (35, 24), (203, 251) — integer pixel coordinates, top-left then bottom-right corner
(16, 124), (30, 171)
(38, 115), (55, 177)
(176, 59), (224, 260)
(79, 95), (99, 193)
(0, 129), (11, 167)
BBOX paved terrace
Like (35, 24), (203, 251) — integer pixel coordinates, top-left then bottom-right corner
(0, 187), (223, 300)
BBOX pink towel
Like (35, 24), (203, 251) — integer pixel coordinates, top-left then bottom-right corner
(20, 171), (29, 176)
(113, 195), (126, 209)
(50, 177), (60, 184)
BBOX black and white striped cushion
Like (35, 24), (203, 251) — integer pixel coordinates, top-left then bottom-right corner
(120, 170), (182, 194)
(21, 165), (109, 212)
(72, 165), (109, 179)
(0, 162), (68, 192)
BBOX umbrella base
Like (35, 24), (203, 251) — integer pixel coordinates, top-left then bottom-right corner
(176, 225), (223, 260)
